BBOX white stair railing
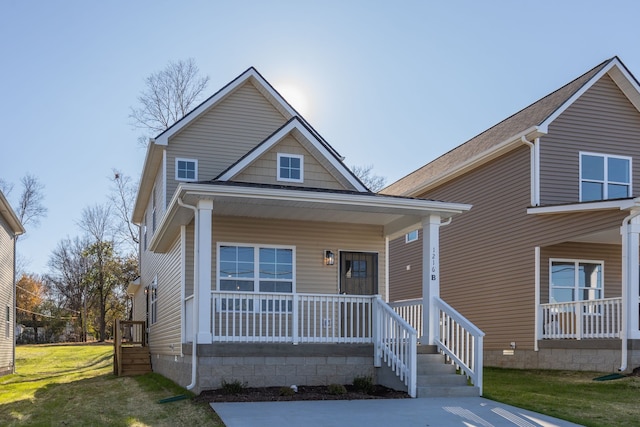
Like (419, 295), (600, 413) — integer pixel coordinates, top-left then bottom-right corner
(373, 296), (417, 397)
(435, 297), (484, 395)
(540, 297), (622, 340)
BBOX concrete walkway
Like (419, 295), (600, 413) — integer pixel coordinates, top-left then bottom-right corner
(211, 397), (583, 427)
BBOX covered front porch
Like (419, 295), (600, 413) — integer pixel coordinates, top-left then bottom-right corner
(151, 182), (477, 396)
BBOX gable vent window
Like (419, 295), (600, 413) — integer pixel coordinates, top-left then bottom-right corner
(176, 158), (198, 181)
(277, 153), (304, 183)
(405, 229), (419, 243)
(580, 152), (631, 202)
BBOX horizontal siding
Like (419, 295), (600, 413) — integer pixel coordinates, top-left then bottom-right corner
(388, 234), (422, 301)
(407, 145), (629, 351)
(0, 217), (14, 371)
(540, 75), (640, 205)
(234, 134), (347, 190)
(166, 81), (287, 200)
(210, 216), (386, 296)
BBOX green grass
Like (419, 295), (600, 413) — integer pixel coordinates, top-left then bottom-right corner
(484, 367), (640, 427)
(0, 343), (222, 426)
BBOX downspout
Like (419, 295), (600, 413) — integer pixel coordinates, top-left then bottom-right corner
(619, 209), (640, 372)
(521, 136), (537, 206)
(177, 197), (199, 390)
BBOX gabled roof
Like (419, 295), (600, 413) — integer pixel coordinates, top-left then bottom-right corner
(0, 190), (25, 235)
(216, 116), (369, 192)
(133, 66), (347, 223)
(382, 56), (640, 197)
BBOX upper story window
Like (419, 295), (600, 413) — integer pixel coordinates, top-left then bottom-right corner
(550, 259), (603, 303)
(405, 230), (419, 243)
(277, 153), (303, 183)
(176, 158), (198, 181)
(580, 152), (631, 202)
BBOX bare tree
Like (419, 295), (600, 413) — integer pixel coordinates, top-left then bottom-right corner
(351, 165), (387, 192)
(78, 204), (113, 243)
(109, 169), (139, 254)
(129, 58), (210, 139)
(16, 174), (47, 230)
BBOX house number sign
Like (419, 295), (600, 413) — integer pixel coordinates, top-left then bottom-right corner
(431, 247), (438, 281)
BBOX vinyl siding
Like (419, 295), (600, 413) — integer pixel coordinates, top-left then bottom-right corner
(389, 234), (422, 302)
(540, 75), (640, 205)
(165, 81), (287, 201)
(233, 133), (350, 190)
(210, 216), (386, 297)
(0, 217), (15, 373)
(401, 146), (627, 351)
(147, 235), (182, 356)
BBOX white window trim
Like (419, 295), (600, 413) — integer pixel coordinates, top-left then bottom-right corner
(277, 153), (304, 183)
(579, 151), (632, 202)
(216, 242), (297, 293)
(549, 258), (604, 303)
(5, 305), (10, 339)
(405, 229), (419, 243)
(175, 158), (198, 181)
(150, 275), (158, 325)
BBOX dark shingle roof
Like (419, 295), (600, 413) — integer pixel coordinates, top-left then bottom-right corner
(382, 58), (615, 196)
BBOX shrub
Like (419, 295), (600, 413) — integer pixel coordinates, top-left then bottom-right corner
(220, 379), (247, 395)
(353, 375), (374, 394)
(327, 383), (347, 395)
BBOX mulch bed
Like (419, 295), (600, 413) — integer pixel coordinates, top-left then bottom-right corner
(196, 384), (410, 403)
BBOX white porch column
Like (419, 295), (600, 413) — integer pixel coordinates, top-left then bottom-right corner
(197, 199), (213, 344)
(421, 214), (441, 345)
(628, 216), (640, 340)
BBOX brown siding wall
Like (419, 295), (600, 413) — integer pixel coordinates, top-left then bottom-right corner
(405, 145), (627, 351)
(388, 233), (422, 302)
(540, 75), (640, 205)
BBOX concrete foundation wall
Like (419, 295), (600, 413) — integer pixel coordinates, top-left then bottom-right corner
(484, 340), (640, 372)
(152, 343), (376, 395)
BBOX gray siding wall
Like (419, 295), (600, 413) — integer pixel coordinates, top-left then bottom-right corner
(540, 75), (640, 205)
(0, 217), (14, 375)
(165, 81), (287, 202)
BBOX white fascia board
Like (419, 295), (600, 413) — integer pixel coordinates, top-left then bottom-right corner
(218, 118), (368, 192)
(403, 125), (544, 197)
(538, 59), (618, 133)
(0, 191), (24, 235)
(155, 68), (297, 146)
(178, 183), (471, 216)
(527, 199), (638, 215)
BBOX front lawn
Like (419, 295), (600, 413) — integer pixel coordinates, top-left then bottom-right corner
(0, 343), (222, 426)
(484, 367), (640, 427)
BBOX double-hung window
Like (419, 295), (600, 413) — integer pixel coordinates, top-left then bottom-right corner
(149, 276), (158, 325)
(218, 244), (294, 312)
(277, 153), (303, 183)
(580, 152), (631, 201)
(176, 158), (198, 181)
(5, 305), (10, 339)
(550, 259), (603, 303)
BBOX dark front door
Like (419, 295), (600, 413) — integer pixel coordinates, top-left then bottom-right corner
(340, 251), (378, 295)
(339, 252), (377, 338)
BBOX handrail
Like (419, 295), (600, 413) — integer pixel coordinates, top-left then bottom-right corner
(113, 320), (146, 376)
(540, 297), (622, 340)
(434, 297), (484, 395)
(373, 296), (417, 397)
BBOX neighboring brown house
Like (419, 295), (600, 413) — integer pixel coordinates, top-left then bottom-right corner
(383, 56), (640, 372)
(0, 190), (24, 376)
(127, 67), (478, 396)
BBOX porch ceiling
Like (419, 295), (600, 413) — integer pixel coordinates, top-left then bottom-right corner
(150, 183), (472, 252)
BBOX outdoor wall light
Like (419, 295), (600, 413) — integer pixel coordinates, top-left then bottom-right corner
(324, 250), (335, 266)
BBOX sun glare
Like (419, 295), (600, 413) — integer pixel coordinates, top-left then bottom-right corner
(276, 83), (310, 117)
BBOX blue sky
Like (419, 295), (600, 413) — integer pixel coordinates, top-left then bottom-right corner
(3, 0), (640, 274)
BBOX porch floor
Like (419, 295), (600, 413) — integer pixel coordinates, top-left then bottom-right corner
(212, 397), (581, 427)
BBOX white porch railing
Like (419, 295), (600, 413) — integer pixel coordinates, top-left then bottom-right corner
(390, 297), (484, 395)
(210, 291), (374, 343)
(540, 297), (622, 340)
(373, 296), (417, 397)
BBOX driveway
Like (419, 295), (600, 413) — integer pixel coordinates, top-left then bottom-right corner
(211, 397), (583, 426)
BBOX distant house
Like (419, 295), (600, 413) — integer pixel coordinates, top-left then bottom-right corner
(126, 67), (482, 397)
(0, 190), (24, 376)
(384, 56), (640, 372)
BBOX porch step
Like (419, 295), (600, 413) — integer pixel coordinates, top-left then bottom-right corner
(414, 345), (479, 398)
(119, 346), (152, 376)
